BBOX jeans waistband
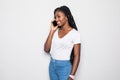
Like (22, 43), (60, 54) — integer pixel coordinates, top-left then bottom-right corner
(50, 57), (70, 62)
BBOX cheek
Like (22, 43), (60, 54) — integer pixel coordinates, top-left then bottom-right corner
(60, 17), (67, 23)
(63, 16), (67, 20)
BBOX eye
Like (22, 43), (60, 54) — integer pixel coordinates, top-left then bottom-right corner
(57, 16), (60, 18)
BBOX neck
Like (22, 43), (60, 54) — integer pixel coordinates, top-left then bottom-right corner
(60, 22), (72, 31)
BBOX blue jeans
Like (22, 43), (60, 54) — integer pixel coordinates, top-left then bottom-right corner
(49, 57), (72, 80)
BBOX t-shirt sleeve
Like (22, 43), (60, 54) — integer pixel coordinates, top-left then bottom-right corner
(73, 32), (81, 44)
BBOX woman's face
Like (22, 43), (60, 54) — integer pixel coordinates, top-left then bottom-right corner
(54, 11), (68, 27)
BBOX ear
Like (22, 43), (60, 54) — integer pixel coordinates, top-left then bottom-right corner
(65, 16), (68, 21)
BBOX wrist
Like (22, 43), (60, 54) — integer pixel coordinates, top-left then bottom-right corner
(69, 75), (75, 79)
(50, 30), (55, 34)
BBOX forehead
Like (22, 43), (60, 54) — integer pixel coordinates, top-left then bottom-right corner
(54, 10), (65, 16)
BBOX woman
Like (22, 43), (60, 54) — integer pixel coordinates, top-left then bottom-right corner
(44, 5), (81, 80)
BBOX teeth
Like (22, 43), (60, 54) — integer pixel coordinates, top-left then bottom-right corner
(57, 22), (60, 24)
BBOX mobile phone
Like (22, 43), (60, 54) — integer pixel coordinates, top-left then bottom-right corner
(52, 20), (57, 26)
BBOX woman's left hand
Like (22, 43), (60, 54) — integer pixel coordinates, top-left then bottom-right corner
(68, 77), (73, 80)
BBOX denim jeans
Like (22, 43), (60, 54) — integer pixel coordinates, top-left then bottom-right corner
(49, 57), (72, 80)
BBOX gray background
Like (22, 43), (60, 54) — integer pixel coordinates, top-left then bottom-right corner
(0, 0), (120, 80)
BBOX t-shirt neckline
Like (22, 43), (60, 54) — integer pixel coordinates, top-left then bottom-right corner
(57, 28), (74, 39)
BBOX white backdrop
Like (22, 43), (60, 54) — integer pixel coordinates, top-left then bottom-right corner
(0, 0), (120, 80)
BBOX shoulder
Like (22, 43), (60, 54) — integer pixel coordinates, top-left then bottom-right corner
(71, 29), (81, 44)
(71, 29), (80, 36)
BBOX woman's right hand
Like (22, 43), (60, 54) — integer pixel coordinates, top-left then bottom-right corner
(50, 20), (58, 31)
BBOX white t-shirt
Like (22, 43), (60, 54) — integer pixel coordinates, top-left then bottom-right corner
(50, 28), (81, 60)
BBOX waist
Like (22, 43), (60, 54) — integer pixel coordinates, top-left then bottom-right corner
(50, 57), (72, 67)
(50, 53), (71, 60)
(50, 57), (70, 62)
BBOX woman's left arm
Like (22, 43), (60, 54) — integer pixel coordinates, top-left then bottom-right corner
(69, 43), (81, 80)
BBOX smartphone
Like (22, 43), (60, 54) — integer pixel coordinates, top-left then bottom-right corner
(52, 20), (57, 26)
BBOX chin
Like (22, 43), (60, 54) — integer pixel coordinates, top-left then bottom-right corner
(57, 24), (61, 26)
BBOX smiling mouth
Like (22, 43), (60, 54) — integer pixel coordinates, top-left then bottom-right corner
(57, 22), (61, 25)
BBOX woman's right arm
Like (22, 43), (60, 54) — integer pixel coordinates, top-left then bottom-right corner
(44, 22), (58, 53)
(44, 30), (55, 53)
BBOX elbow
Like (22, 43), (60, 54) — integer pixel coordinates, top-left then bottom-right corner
(44, 43), (51, 53)
(44, 47), (50, 53)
